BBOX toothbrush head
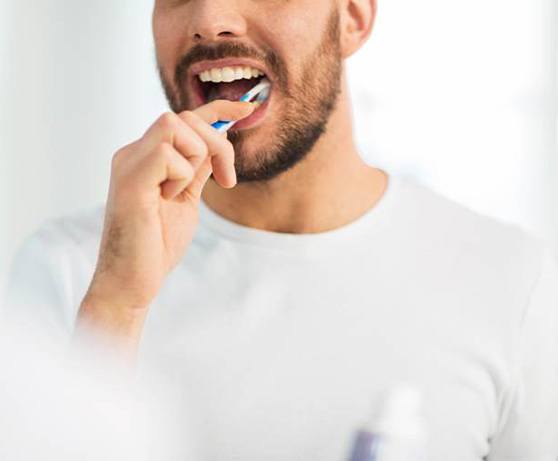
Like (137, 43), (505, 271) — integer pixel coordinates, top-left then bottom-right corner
(239, 78), (271, 104)
(211, 78), (271, 132)
(249, 79), (271, 109)
(255, 85), (270, 103)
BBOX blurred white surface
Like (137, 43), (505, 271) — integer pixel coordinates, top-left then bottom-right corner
(348, 0), (558, 247)
(0, 318), (193, 460)
(1, 0), (557, 291)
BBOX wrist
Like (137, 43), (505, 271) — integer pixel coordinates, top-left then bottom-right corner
(85, 271), (155, 311)
(76, 291), (150, 341)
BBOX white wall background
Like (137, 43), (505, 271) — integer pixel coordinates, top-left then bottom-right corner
(1, 0), (557, 291)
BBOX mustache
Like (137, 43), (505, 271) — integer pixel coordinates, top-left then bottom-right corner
(174, 42), (287, 89)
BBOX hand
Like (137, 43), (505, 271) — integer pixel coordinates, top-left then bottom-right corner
(81, 100), (255, 317)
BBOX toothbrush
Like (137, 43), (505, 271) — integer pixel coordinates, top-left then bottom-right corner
(211, 78), (271, 133)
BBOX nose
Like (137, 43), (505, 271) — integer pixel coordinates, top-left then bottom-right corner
(188, 0), (247, 42)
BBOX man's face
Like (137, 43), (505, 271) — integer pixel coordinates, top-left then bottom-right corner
(153, 0), (343, 183)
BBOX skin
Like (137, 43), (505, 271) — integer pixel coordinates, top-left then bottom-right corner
(76, 0), (386, 362)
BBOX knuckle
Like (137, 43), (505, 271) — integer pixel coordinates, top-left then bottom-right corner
(179, 110), (197, 124)
(158, 111), (177, 128)
(111, 146), (127, 169)
(111, 150), (122, 167)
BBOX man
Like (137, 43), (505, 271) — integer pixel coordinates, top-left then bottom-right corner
(4, 0), (558, 459)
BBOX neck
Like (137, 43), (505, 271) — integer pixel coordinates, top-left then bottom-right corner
(201, 74), (388, 234)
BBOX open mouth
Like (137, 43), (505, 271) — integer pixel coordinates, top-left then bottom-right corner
(191, 65), (269, 106)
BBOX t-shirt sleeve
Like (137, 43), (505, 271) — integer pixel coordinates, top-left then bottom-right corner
(1, 226), (80, 342)
(488, 246), (558, 460)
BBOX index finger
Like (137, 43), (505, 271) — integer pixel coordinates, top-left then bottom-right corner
(192, 99), (256, 125)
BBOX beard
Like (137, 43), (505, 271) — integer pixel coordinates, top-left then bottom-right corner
(158, 8), (342, 184)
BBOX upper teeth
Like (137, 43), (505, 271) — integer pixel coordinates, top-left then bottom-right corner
(198, 66), (265, 83)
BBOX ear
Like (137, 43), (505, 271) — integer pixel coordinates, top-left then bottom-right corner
(339, 0), (377, 58)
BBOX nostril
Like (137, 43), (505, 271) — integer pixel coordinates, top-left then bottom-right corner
(193, 31), (235, 40)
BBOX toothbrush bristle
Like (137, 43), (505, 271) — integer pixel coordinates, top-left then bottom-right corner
(256, 87), (270, 102)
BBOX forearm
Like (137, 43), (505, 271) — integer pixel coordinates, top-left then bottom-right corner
(74, 292), (150, 365)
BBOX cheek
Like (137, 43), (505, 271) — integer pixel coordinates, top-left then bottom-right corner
(153, 13), (184, 73)
(259, 10), (314, 51)
(256, 8), (326, 81)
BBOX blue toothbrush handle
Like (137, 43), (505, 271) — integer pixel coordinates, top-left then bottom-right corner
(211, 120), (232, 131)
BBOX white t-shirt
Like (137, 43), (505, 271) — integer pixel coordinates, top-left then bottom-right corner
(3, 173), (558, 460)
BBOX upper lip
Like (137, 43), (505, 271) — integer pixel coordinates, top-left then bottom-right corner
(188, 58), (271, 81)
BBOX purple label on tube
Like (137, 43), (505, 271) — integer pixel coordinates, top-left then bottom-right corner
(348, 430), (382, 461)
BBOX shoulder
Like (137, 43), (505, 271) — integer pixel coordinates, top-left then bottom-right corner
(7, 204), (106, 304)
(19, 205), (105, 265)
(3, 205), (106, 335)
(393, 174), (547, 274)
(390, 175), (554, 328)
(35, 204), (105, 245)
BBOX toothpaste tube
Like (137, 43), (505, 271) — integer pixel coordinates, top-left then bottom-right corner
(347, 385), (427, 461)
